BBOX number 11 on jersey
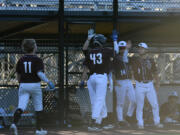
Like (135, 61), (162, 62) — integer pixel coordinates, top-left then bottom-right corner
(24, 62), (32, 73)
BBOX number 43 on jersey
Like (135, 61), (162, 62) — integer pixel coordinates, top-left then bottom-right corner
(90, 53), (102, 64)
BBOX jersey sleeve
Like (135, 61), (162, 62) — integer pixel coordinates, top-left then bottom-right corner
(151, 59), (158, 74)
(35, 58), (44, 73)
(16, 60), (21, 74)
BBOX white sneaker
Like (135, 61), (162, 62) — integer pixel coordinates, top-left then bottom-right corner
(103, 124), (114, 130)
(155, 123), (163, 128)
(10, 124), (18, 135)
(35, 129), (47, 135)
(138, 125), (144, 129)
(88, 126), (102, 132)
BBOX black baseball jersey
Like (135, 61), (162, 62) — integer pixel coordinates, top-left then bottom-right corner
(16, 55), (44, 83)
(113, 55), (132, 80)
(131, 56), (157, 82)
(83, 48), (113, 75)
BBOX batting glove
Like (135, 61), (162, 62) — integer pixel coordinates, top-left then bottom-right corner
(88, 29), (95, 40)
(79, 81), (85, 89)
(111, 30), (118, 41)
(47, 81), (55, 90)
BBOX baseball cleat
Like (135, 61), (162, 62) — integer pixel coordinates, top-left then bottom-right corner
(88, 126), (102, 132)
(35, 129), (47, 135)
(10, 124), (18, 135)
(102, 124), (114, 130)
(155, 123), (163, 128)
(88, 123), (102, 132)
(138, 125), (144, 129)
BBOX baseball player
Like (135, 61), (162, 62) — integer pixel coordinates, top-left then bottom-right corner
(80, 29), (114, 131)
(160, 91), (180, 123)
(10, 39), (55, 135)
(131, 43), (163, 129)
(112, 39), (136, 127)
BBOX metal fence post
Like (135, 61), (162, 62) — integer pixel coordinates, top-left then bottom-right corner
(113, 0), (118, 122)
(113, 0), (118, 31)
(58, 0), (64, 127)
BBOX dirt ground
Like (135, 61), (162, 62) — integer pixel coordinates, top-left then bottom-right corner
(1, 125), (180, 135)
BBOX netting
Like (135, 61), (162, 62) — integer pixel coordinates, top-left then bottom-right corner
(0, 0), (179, 13)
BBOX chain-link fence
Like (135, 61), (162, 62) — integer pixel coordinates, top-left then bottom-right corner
(64, 40), (180, 126)
(0, 0), (179, 13)
(1, 39), (180, 127)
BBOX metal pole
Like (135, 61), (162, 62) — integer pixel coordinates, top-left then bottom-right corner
(65, 46), (69, 124)
(113, 0), (118, 122)
(113, 0), (118, 30)
(58, 0), (64, 127)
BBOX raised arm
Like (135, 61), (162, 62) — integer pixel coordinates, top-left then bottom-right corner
(111, 30), (119, 54)
(123, 40), (132, 63)
(83, 29), (95, 51)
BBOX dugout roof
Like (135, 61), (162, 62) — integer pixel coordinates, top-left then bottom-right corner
(0, 0), (180, 47)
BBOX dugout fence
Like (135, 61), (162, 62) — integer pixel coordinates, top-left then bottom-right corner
(1, 39), (180, 127)
(0, 0), (180, 129)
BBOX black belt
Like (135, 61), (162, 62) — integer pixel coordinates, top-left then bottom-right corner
(139, 80), (151, 83)
(94, 72), (106, 75)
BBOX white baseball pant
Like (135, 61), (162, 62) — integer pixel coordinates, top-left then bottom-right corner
(87, 73), (108, 124)
(135, 81), (160, 126)
(18, 83), (43, 111)
(115, 79), (136, 121)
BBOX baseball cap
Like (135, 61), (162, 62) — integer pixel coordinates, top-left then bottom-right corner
(118, 41), (127, 48)
(138, 42), (148, 49)
(169, 91), (178, 98)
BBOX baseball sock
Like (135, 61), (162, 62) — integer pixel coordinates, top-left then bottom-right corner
(13, 108), (23, 125)
(96, 117), (102, 125)
(36, 111), (43, 130)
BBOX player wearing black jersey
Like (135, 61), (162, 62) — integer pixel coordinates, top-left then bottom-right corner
(10, 39), (55, 135)
(112, 39), (136, 127)
(81, 29), (114, 131)
(131, 43), (163, 129)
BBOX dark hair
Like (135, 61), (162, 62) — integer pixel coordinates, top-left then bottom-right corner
(21, 39), (36, 53)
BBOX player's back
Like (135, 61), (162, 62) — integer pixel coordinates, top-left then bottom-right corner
(84, 48), (113, 74)
(16, 55), (44, 83)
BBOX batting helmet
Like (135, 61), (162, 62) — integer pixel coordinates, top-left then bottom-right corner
(91, 34), (107, 48)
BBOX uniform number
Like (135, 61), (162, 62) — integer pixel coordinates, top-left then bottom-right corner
(90, 53), (102, 64)
(24, 62), (32, 73)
